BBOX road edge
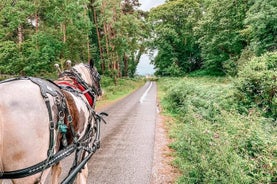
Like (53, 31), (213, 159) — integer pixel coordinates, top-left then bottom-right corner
(150, 102), (181, 184)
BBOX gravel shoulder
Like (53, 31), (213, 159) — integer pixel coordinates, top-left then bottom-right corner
(151, 104), (181, 184)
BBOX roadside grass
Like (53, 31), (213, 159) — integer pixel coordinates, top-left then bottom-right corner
(96, 76), (145, 108)
(158, 77), (277, 184)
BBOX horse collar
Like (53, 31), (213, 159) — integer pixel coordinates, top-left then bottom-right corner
(56, 70), (97, 107)
(57, 80), (94, 107)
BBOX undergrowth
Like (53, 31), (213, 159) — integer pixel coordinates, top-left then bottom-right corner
(158, 77), (277, 184)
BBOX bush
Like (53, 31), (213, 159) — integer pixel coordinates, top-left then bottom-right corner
(159, 77), (277, 183)
(235, 51), (277, 119)
(0, 41), (21, 74)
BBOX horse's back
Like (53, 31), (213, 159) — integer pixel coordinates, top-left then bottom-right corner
(0, 79), (52, 183)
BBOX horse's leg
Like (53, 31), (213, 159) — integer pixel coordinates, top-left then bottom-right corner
(39, 169), (51, 184)
(76, 164), (88, 184)
(51, 162), (62, 184)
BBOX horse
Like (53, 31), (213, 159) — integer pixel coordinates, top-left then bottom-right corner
(0, 60), (102, 184)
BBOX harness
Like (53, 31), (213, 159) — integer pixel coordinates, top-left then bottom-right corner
(0, 74), (107, 182)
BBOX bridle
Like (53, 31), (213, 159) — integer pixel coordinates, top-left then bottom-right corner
(57, 64), (101, 108)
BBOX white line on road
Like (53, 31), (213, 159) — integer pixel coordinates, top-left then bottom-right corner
(139, 82), (153, 103)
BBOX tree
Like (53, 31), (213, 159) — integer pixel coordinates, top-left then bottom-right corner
(195, 0), (251, 75)
(0, 0), (93, 76)
(242, 0), (277, 55)
(91, 0), (149, 79)
(149, 0), (203, 76)
(0, 0), (148, 79)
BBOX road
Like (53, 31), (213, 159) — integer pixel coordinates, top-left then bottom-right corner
(88, 81), (157, 183)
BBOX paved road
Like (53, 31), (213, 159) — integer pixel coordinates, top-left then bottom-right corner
(88, 81), (157, 184)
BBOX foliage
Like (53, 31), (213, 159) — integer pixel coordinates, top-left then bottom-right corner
(235, 51), (277, 119)
(0, 0), (92, 76)
(194, 0), (251, 75)
(0, 41), (20, 74)
(0, 0), (148, 79)
(158, 77), (277, 183)
(1, 0), (275, 78)
(91, 0), (149, 78)
(149, 0), (276, 76)
(242, 0), (277, 55)
(149, 0), (202, 76)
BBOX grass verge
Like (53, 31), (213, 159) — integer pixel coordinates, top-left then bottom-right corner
(158, 77), (277, 184)
(96, 76), (145, 109)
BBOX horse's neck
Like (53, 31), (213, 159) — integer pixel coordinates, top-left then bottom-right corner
(62, 91), (90, 143)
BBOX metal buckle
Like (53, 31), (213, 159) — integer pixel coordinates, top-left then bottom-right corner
(49, 121), (55, 130)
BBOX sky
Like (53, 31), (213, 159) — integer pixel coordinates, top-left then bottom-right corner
(136, 54), (156, 76)
(139, 0), (165, 11)
(135, 0), (165, 76)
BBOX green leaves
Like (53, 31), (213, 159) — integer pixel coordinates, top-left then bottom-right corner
(91, 0), (149, 77)
(149, 0), (275, 76)
(195, 0), (250, 75)
(0, 41), (19, 74)
(0, 0), (275, 78)
(0, 0), (92, 76)
(159, 77), (277, 183)
(149, 0), (202, 76)
(243, 0), (277, 55)
(235, 51), (277, 118)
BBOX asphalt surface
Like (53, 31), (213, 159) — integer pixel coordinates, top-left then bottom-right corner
(88, 81), (157, 184)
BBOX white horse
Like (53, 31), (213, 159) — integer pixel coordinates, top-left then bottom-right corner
(0, 60), (102, 184)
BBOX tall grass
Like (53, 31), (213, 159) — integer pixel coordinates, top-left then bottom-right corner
(158, 77), (277, 184)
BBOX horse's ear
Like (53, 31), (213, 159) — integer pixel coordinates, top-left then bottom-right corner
(54, 64), (62, 75)
(89, 59), (94, 68)
(66, 60), (72, 70)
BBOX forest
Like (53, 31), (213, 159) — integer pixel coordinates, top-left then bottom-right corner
(0, 0), (276, 78)
(0, 0), (148, 78)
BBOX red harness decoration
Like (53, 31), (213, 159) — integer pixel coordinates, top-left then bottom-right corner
(57, 81), (94, 107)
(75, 82), (94, 107)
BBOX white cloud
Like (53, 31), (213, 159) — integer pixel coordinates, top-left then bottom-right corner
(139, 0), (165, 11)
(136, 54), (155, 76)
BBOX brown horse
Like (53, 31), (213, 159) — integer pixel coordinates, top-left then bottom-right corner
(0, 60), (102, 184)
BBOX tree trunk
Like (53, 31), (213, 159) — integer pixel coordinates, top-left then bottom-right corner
(18, 24), (23, 45)
(87, 34), (90, 62)
(62, 23), (66, 43)
(123, 53), (128, 77)
(103, 23), (110, 56)
(92, 4), (105, 71)
(35, 13), (39, 33)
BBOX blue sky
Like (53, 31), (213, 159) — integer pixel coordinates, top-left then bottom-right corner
(136, 0), (165, 75)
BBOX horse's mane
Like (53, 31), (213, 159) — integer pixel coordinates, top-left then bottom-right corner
(72, 63), (92, 85)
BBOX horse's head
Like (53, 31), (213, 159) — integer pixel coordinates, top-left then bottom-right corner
(71, 59), (102, 97)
